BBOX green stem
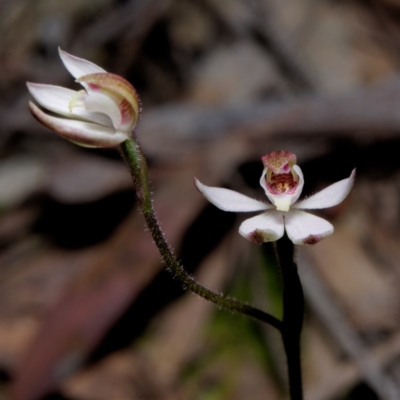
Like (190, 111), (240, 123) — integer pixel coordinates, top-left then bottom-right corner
(275, 235), (304, 400)
(120, 137), (282, 331)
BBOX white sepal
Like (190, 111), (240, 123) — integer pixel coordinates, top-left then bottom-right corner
(27, 83), (77, 115)
(294, 169), (355, 210)
(58, 48), (106, 79)
(27, 83), (113, 128)
(239, 211), (285, 243)
(29, 102), (128, 148)
(194, 178), (271, 212)
(284, 210), (334, 245)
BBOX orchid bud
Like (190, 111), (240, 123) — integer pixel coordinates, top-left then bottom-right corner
(27, 48), (141, 148)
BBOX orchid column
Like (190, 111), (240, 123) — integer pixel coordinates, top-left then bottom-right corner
(27, 49), (355, 400)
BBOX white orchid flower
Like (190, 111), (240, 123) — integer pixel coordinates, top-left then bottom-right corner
(27, 48), (140, 148)
(195, 151), (355, 245)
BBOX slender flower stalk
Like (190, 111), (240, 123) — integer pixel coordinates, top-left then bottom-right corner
(120, 138), (283, 330)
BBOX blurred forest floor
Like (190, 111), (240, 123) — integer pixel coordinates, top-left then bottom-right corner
(2, 0), (400, 399)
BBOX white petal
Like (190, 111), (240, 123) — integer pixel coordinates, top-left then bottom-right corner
(284, 210), (333, 245)
(259, 165), (304, 211)
(239, 211), (284, 244)
(59, 48), (106, 79)
(77, 73), (141, 131)
(294, 169), (355, 210)
(27, 83), (77, 114)
(291, 165), (304, 203)
(84, 91), (122, 131)
(27, 82), (113, 128)
(194, 178), (271, 212)
(29, 102), (128, 148)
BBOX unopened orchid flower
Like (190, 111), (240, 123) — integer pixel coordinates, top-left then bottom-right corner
(195, 151), (355, 245)
(27, 48), (140, 147)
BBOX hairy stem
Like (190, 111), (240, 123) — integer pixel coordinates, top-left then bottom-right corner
(120, 137), (282, 331)
(275, 235), (304, 400)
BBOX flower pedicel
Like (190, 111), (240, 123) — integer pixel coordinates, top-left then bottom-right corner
(195, 151), (355, 245)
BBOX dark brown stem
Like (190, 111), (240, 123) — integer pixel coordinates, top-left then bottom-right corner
(275, 235), (304, 400)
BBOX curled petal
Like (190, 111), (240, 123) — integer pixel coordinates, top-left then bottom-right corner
(77, 73), (140, 132)
(284, 210), (333, 245)
(26, 83), (113, 128)
(83, 91), (122, 130)
(29, 102), (128, 148)
(294, 169), (356, 210)
(194, 178), (271, 212)
(239, 211), (284, 244)
(59, 48), (106, 79)
(259, 165), (304, 211)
